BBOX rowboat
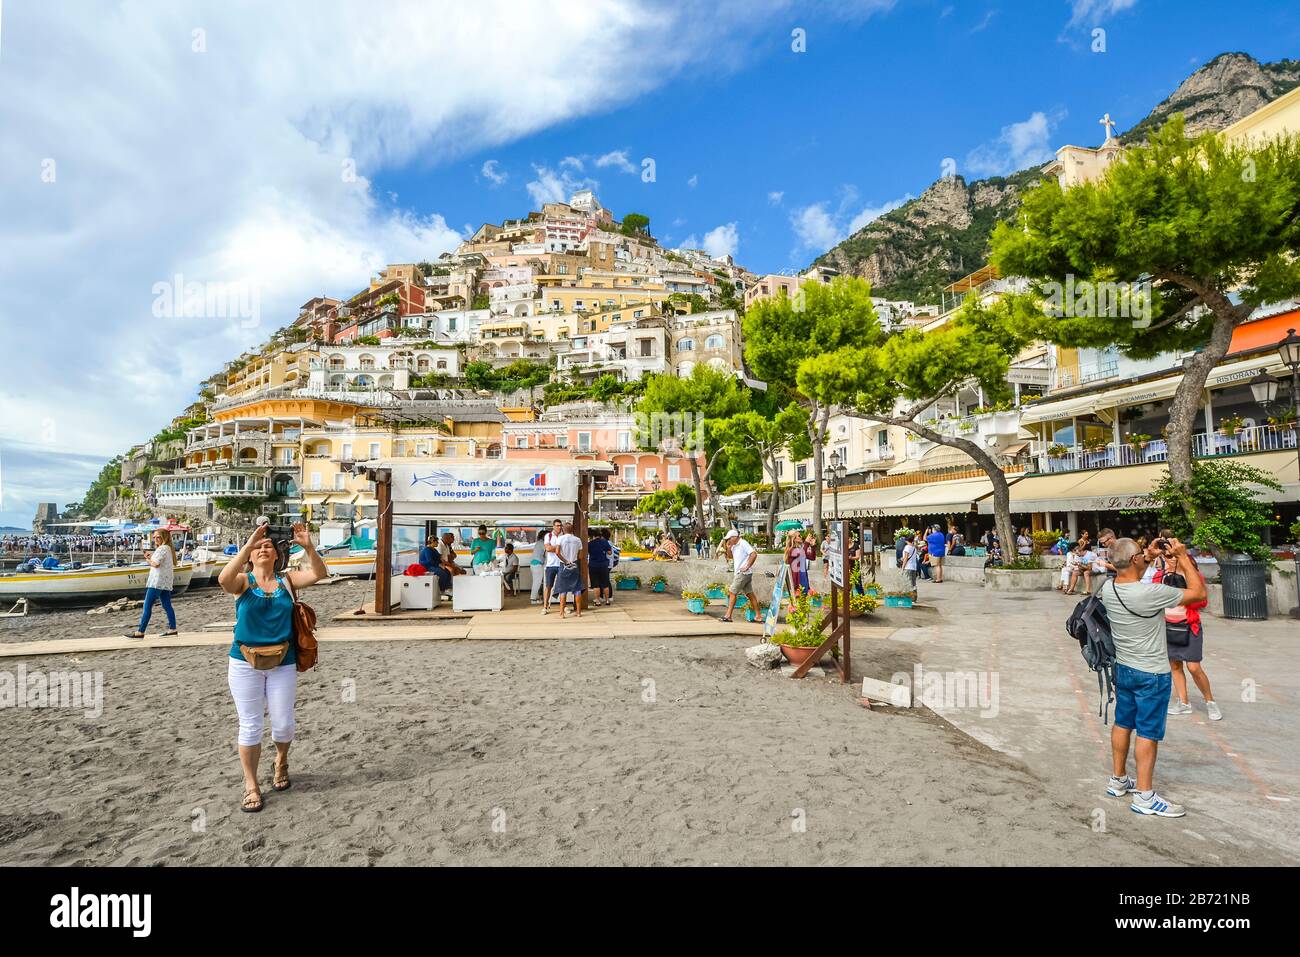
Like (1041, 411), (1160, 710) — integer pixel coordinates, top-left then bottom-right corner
(186, 548), (231, 588)
(0, 562), (195, 608)
(287, 544), (376, 578)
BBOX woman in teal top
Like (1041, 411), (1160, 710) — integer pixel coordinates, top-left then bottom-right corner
(218, 521), (328, 813)
(469, 524), (497, 567)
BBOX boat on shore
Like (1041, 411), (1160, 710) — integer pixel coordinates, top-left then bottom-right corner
(0, 561), (195, 608)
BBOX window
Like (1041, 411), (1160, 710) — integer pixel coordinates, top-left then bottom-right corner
(577, 432), (591, 451)
(369, 442), (380, 460)
(622, 464), (637, 484)
(644, 467), (658, 484)
(677, 338), (694, 352)
(705, 334), (725, 350)
(556, 435), (568, 448)
(448, 318), (456, 332)
(617, 430), (631, 451)
(777, 460), (784, 478)
(639, 338), (652, 357)
(796, 464), (807, 482)
(633, 309), (644, 318)
(437, 359), (447, 370)
(334, 473), (346, 491)
(515, 435), (529, 448)
(342, 443), (353, 460)
(667, 464), (680, 482)
(394, 440), (405, 457)
(311, 472), (321, 491)
(281, 449), (293, 465)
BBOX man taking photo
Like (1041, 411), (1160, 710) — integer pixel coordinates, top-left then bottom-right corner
(1100, 536), (1206, 818)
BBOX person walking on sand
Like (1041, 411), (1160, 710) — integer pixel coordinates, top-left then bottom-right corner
(218, 521), (328, 814)
(124, 528), (179, 639)
(1157, 545), (1220, 720)
(551, 522), (585, 619)
(719, 529), (758, 623)
(1100, 537), (1206, 818)
(529, 529), (547, 605)
(540, 519), (564, 614)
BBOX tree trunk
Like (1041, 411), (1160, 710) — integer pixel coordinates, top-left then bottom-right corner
(764, 454), (781, 539)
(809, 402), (829, 540)
(687, 455), (708, 535)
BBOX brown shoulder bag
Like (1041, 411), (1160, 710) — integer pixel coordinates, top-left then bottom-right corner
(285, 576), (319, 672)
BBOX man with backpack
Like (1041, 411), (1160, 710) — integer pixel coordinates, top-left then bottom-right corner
(1099, 537), (1205, 818)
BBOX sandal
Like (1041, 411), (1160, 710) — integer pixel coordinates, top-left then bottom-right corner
(241, 787), (264, 813)
(719, 616), (733, 623)
(161, 629), (178, 637)
(273, 758), (291, 792)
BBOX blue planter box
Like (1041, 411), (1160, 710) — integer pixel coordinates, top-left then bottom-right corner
(733, 595), (748, 609)
(616, 579), (640, 591)
(686, 598), (707, 614)
(884, 595), (913, 608)
(651, 581), (666, 593)
(706, 587), (726, 600)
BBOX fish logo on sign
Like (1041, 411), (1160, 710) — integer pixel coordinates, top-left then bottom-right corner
(411, 469), (455, 488)
(529, 473), (547, 487)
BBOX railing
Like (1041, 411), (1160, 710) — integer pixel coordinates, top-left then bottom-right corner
(864, 445), (895, 462)
(1035, 423), (1298, 474)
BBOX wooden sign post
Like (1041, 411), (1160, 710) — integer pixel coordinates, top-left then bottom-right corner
(790, 519), (851, 682)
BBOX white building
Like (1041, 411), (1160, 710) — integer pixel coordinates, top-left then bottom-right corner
(308, 344), (461, 392)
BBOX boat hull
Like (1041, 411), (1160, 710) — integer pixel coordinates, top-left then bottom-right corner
(0, 563), (195, 608)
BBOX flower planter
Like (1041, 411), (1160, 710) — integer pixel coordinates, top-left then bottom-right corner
(863, 583), (882, 598)
(744, 607), (758, 623)
(615, 579), (640, 591)
(884, 595), (913, 608)
(984, 567), (1056, 591)
(685, 598), (707, 614)
(651, 581), (666, 593)
(705, 587), (726, 600)
(780, 644), (821, 666)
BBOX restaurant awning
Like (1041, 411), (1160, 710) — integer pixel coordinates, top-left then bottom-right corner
(886, 444), (976, 475)
(878, 476), (1015, 517)
(777, 483), (919, 521)
(978, 451), (1300, 513)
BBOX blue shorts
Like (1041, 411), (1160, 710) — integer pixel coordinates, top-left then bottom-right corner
(1113, 663), (1172, 741)
(545, 565), (560, 590)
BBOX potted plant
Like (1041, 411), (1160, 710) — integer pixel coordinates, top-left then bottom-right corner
(777, 593), (826, 665)
(614, 573), (641, 591)
(648, 574), (668, 593)
(1125, 432), (1151, 451)
(682, 590), (709, 614)
(1047, 443), (1069, 457)
(1218, 415), (1245, 437)
(704, 581), (727, 600)
(848, 591), (880, 617)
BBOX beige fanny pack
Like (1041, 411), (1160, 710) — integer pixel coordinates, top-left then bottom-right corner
(240, 641), (289, 670)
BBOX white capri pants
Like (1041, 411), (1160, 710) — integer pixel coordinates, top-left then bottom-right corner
(228, 658), (297, 747)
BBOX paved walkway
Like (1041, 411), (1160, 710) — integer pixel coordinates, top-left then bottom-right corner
(880, 580), (1300, 862)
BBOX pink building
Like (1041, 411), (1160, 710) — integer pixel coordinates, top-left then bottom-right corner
(501, 402), (705, 525)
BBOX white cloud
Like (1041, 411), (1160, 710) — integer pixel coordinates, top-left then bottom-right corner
(790, 188), (912, 252)
(964, 110), (1065, 177)
(699, 223), (739, 259)
(687, 174), (699, 188)
(4, 0), (842, 525)
(560, 155), (586, 172)
(1064, 0), (1138, 29)
(767, 190), (784, 205)
(480, 159), (507, 185)
(595, 150), (637, 173)
(526, 165), (599, 208)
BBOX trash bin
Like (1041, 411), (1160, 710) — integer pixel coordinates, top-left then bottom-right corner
(1219, 559), (1269, 620)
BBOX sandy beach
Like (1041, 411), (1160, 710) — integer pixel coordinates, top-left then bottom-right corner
(5, 578), (1288, 866)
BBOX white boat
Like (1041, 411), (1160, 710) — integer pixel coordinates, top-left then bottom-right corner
(186, 548), (231, 588)
(0, 562), (195, 608)
(288, 544), (376, 578)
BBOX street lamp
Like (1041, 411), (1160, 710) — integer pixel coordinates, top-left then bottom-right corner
(823, 449), (847, 521)
(1248, 369), (1278, 406)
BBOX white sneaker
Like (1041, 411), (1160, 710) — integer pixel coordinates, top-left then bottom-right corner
(1106, 775), (1138, 797)
(540, 606), (549, 616)
(1131, 791), (1185, 818)
(1167, 700), (1193, 715)
(1206, 701), (1223, 721)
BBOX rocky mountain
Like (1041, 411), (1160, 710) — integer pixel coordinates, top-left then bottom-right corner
(814, 52), (1300, 305)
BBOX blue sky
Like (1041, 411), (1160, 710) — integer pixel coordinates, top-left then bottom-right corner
(1, 0), (1298, 530)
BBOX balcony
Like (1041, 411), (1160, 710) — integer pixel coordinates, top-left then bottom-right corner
(863, 444), (895, 464)
(1033, 423), (1298, 474)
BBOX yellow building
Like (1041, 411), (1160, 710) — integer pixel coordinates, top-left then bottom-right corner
(224, 345), (317, 399)
(1221, 84), (1300, 146)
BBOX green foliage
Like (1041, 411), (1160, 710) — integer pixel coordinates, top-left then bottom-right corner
(470, 293), (490, 310)
(635, 485), (696, 519)
(711, 406), (811, 466)
(1289, 519), (1300, 544)
(990, 115), (1300, 360)
(356, 335), (382, 346)
(849, 591), (881, 615)
(620, 213), (650, 236)
(681, 590), (710, 602)
(213, 497), (267, 515)
(1000, 557), (1042, 570)
(667, 292), (709, 313)
(637, 366), (750, 455)
(1147, 460), (1282, 560)
(648, 574), (668, 587)
(781, 592), (825, 648)
(743, 276), (884, 387)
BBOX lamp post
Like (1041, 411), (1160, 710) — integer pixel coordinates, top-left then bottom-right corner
(823, 449), (847, 522)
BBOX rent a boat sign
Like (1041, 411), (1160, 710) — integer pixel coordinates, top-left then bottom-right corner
(392, 465), (578, 503)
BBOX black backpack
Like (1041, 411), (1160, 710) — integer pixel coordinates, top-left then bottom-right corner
(1066, 591), (1118, 723)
